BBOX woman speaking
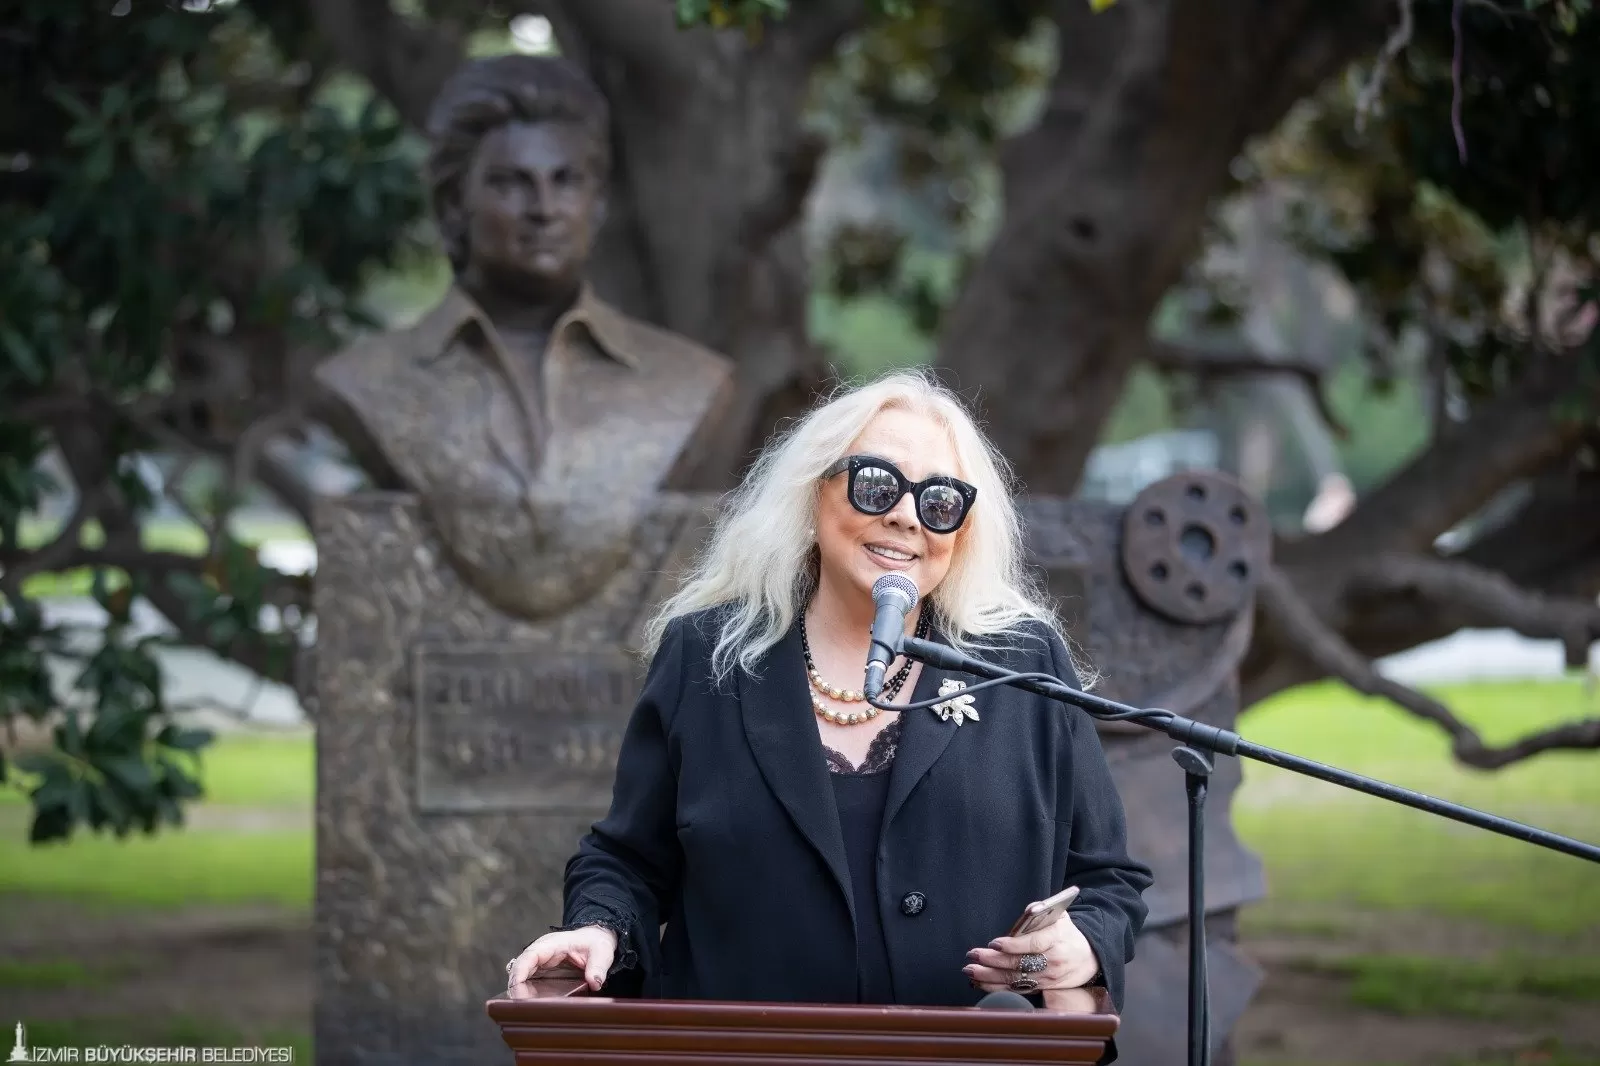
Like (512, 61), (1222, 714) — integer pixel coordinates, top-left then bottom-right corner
(507, 370), (1152, 1018)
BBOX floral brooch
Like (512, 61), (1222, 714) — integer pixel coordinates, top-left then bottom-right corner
(932, 678), (979, 726)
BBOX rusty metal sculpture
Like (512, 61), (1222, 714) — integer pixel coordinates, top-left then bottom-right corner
(1022, 468), (1271, 1065)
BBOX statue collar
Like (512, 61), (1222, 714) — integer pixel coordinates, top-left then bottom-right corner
(409, 283), (643, 371)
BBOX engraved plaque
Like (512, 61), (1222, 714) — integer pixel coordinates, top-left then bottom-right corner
(413, 644), (645, 813)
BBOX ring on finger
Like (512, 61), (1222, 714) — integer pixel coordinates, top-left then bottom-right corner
(1017, 952), (1047, 975)
(1009, 977), (1038, 993)
(505, 959), (517, 974)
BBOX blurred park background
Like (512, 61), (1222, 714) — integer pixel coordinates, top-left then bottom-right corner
(2, 0), (1598, 1063)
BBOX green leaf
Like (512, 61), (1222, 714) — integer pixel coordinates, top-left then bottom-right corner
(157, 756), (203, 800)
(67, 777), (92, 826)
(96, 754), (155, 793)
(55, 713), (86, 758)
(30, 805), (72, 844)
(674, 0), (711, 27)
(156, 724), (214, 752)
(31, 768), (76, 811)
(92, 781), (133, 835)
(86, 704), (145, 753)
(0, 324), (44, 383)
(12, 752), (56, 775)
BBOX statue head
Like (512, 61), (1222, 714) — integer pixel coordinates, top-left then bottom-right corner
(425, 55), (611, 300)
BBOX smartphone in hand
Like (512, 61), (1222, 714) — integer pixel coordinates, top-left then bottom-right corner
(1008, 885), (1081, 938)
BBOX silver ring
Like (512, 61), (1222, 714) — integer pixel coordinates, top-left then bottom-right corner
(1018, 952), (1047, 975)
(1009, 977), (1038, 993)
(505, 959), (516, 974)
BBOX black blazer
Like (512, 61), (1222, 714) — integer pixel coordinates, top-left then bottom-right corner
(563, 608), (1153, 1014)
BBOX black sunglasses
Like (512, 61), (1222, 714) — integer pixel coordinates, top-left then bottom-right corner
(821, 454), (977, 533)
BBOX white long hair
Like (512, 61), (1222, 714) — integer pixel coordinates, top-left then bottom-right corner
(645, 369), (1082, 683)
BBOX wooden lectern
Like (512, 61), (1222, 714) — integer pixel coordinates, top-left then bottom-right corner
(486, 974), (1119, 1064)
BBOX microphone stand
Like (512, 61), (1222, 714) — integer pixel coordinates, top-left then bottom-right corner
(871, 633), (1600, 1066)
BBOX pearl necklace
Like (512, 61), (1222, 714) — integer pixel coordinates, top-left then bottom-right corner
(800, 608), (931, 726)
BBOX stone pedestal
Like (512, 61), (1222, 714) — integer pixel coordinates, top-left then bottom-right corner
(310, 490), (713, 1065)
(311, 484), (1265, 1065)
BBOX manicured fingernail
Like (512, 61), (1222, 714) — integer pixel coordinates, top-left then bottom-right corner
(965, 950), (980, 961)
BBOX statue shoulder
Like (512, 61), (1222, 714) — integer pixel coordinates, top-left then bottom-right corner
(310, 316), (450, 491)
(598, 304), (733, 382)
(315, 318), (432, 394)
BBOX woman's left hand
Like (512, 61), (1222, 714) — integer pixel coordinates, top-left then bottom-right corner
(963, 911), (1100, 994)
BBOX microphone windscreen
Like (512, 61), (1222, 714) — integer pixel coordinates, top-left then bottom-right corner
(974, 990), (1035, 1010)
(871, 572), (919, 610)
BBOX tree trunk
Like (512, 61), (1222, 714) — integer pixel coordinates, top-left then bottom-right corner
(934, 0), (1393, 493)
(570, 13), (832, 488)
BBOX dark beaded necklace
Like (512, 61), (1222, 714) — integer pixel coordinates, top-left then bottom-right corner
(800, 607), (932, 726)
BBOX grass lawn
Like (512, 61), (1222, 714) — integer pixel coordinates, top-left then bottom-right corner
(1236, 678), (1600, 937)
(0, 732), (314, 908)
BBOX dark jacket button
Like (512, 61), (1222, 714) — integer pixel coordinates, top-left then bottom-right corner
(900, 891), (926, 916)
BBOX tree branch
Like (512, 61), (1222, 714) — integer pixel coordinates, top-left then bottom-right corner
(138, 577), (299, 684)
(253, 451), (316, 527)
(4, 382), (251, 426)
(1462, 469), (1600, 597)
(1347, 552), (1600, 667)
(1259, 566), (1600, 769)
(0, 484), (109, 599)
(1294, 352), (1599, 561)
(1144, 340), (1348, 436)
(0, 542), (210, 579)
(230, 407), (313, 527)
(1354, 0), (1414, 131)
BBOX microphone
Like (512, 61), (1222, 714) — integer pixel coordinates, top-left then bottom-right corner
(864, 573), (918, 699)
(975, 990), (1036, 1010)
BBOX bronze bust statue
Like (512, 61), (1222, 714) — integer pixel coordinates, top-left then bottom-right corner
(313, 55), (732, 621)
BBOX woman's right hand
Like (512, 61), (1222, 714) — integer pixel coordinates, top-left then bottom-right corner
(506, 925), (619, 991)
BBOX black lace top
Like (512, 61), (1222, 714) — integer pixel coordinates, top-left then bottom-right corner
(823, 714), (901, 1003)
(822, 715), (903, 776)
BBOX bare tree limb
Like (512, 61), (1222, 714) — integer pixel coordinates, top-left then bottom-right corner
(1354, 0), (1414, 131)
(1258, 566), (1600, 769)
(253, 451), (316, 527)
(3, 382), (251, 426)
(229, 407), (312, 527)
(0, 543), (210, 578)
(1347, 552), (1600, 667)
(1258, 566), (1480, 748)
(1462, 469), (1600, 596)
(1144, 340), (1349, 436)
(1294, 352), (1599, 561)
(0, 484), (109, 599)
(137, 576), (299, 684)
